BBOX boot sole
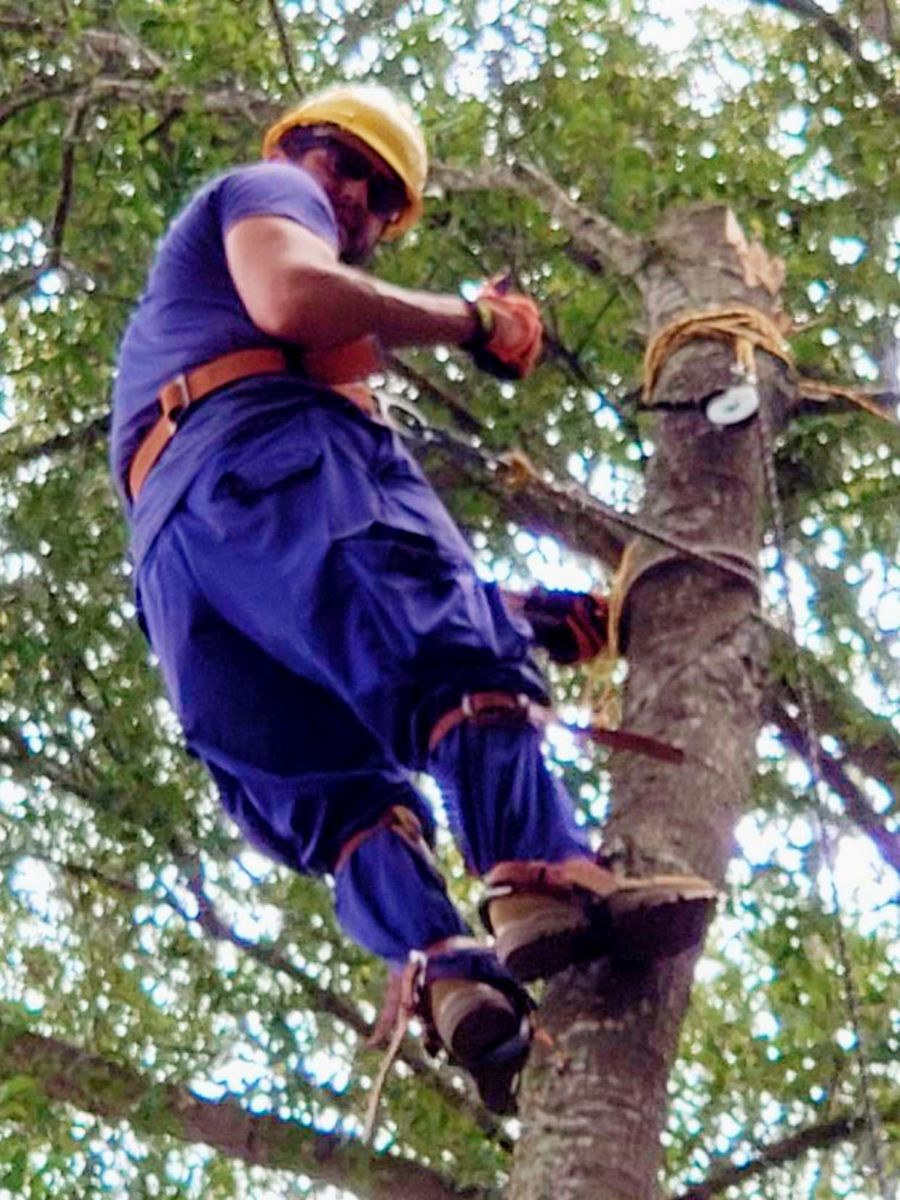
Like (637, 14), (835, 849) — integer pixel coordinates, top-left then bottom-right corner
(440, 988), (520, 1063)
(495, 883), (716, 981)
(607, 884), (715, 961)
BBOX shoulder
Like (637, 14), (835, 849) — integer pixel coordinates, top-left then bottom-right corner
(213, 162), (337, 246)
(216, 162), (330, 215)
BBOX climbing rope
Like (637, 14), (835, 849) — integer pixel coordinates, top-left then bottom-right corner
(643, 304), (898, 426)
(756, 388), (894, 1197)
(643, 304), (791, 404)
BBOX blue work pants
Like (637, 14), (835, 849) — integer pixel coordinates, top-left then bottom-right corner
(136, 395), (589, 965)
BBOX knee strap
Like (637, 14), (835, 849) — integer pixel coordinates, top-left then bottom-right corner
(334, 805), (434, 874)
(428, 691), (551, 754)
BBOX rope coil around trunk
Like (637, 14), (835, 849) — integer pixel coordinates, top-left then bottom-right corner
(642, 304), (897, 424)
(642, 305), (790, 401)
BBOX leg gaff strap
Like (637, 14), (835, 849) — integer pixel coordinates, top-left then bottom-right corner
(333, 805), (435, 874)
(427, 691), (551, 754)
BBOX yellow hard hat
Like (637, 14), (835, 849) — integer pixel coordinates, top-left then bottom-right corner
(261, 84), (427, 240)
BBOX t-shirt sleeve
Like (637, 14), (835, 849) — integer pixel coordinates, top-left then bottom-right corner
(217, 163), (339, 250)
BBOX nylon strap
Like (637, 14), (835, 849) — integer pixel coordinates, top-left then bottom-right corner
(428, 691), (684, 764)
(428, 692), (548, 752)
(127, 347), (289, 501)
(333, 805), (434, 875)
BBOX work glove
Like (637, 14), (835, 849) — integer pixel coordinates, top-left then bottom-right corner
(518, 587), (610, 665)
(462, 276), (543, 380)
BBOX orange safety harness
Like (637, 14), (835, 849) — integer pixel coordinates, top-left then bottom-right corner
(127, 337), (384, 502)
(127, 348), (288, 501)
(428, 690), (685, 764)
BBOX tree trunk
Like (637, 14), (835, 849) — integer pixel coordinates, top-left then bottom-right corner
(510, 205), (787, 1200)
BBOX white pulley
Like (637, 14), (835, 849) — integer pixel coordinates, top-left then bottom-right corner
(705, 379), (760, 426)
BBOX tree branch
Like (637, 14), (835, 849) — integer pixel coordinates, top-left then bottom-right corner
(386, 354), (485, 434)
(0, 801), (507, 1146)
(670, 1097), (900, 1199)
(264, 0), (305, 97)
(48, 92), (91, 268)
(0, 13), (42, 34)
(82, 29), (166, 76)
(764, 626), (900, 806)
(0, 266), (43, 306)
(540, 314), (646, 452)
(0, 414), (110, 468)
(0, 1024), (492, 1200)
(429, 161), (648, 281)
(0, 82), (82, 131)
(0, 723), (102, 808)
(411, 423), (629, 568)
(753, 0), (863, 56)
(765, 698), (900, 874)
(749, 0), (900, 107)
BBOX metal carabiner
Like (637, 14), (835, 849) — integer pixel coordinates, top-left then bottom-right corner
(376, 393), (431, 439)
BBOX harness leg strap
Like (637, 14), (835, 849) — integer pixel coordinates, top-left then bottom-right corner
(426, 690), (592, 875)
(334, 804), (435, 873)
(333, 806), (469, 964)
(428, 691), (550, 754)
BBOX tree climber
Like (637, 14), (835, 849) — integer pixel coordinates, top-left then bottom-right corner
(111, 83), (715, 1113)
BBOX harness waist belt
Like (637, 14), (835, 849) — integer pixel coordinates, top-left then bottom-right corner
(127, 347), (289, 501)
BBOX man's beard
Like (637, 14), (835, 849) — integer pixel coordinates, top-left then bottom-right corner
(332, 197), (375, 266)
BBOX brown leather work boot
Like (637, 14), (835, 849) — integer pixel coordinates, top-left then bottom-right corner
(408, 938), (533, 1114)
(431, 979), (518, 1062)
(481, 858), (717, 982)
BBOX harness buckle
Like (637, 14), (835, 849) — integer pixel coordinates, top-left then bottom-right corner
(462, 692), (531, 726)
(163, 372), (191, 427)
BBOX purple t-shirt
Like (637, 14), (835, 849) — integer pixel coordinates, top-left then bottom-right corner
(111, 162), (339, 560)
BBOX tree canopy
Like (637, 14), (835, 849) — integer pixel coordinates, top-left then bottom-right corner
(0, 2), (897, 1198)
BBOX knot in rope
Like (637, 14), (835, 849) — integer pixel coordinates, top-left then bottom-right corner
(497, 448), (542, 491)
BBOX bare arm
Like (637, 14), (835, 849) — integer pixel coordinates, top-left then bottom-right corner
(224, 215), (477, 352)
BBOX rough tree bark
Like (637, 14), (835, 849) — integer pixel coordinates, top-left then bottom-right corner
(510, 205), (787, 1200)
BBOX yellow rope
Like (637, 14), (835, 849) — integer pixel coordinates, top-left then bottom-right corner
(496, 447), (542, 489)
(643, 305), (790, 402)
(491, 304), (893, 731)
(605, 541), (637, 666)
(643, 303), (896, 424)
(797, 377), (897, 424)
(580, 541), (638, 728)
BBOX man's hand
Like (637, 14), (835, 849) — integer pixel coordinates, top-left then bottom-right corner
(463, 277), (543, 380)
(514, 587), (610, 664)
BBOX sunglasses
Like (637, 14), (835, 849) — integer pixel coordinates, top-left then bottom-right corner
(321, 138), (408, 222)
